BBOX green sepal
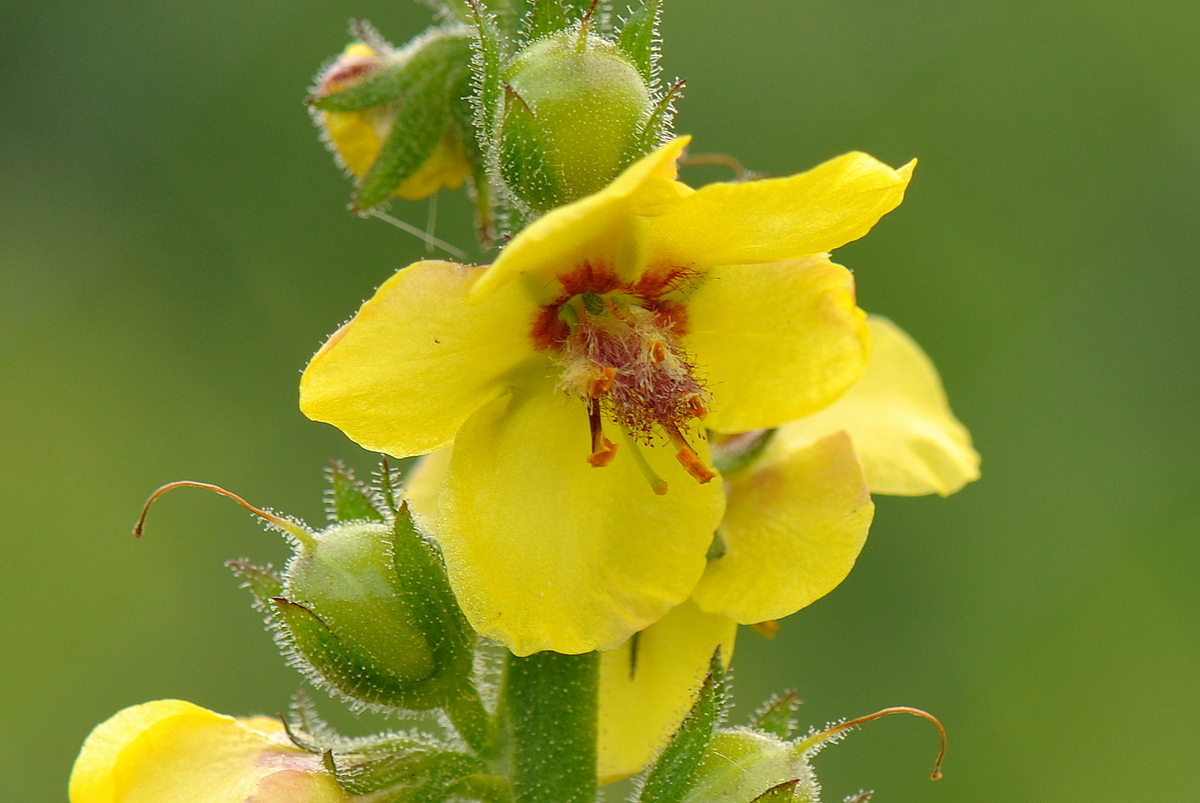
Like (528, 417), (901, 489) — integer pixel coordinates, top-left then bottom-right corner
(225, 559), (283, 609)
(617, 0), (661, 85)
(637, 650), (730, 803)
(498, 85), (562, 212)
(271, 596), (437, 704)
(749, 691), (802, 740)
(326, 460), (385, 523)
(373, 457), (403, 517)
(447, 66), (498, 246)
(527, 0), (570, 38)
(326, 738), (480, 797)
(309, 63), (409, 112)
(710, 427), (776, 476)
(679, 730), (820, 803)
(467, 0), (506, 139)
(310, 35), (471, 113)
(354, 63), (463, 211)
(750, 780), (804, 802)
(621, 76), (683, 169)
(282, 689), (333, 753)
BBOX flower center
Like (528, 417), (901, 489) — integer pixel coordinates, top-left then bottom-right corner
(543, 288), (716, 488)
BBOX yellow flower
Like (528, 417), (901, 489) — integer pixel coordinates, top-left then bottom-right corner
(301, 137), (913, 656)
(316, 42), (471, 202)
(596, 315), (979, 781)
(69, 699), (349, 803)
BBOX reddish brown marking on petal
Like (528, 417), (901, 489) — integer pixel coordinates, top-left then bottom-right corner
(557, 261), (621, 297)
(530, 304), (570, 351)
(633, 263), (700, 299)
(646, 301), (689, 336)
(320, 59), (380, 93)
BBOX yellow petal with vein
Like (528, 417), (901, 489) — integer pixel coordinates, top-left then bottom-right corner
(687, 256), (871, 433)
(645, 152), (913, 269)
(776, 316), (980, 496)
(300, 260), (537, 458)
(438, 376), (724, 655)
(598, 601), (737, 783)
(692, 431), (874, 624)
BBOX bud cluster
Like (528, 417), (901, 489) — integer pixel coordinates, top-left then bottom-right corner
(313, 0), (679, 245)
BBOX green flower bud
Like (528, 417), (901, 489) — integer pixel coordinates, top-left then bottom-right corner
(680, 729), (819, 803)
(135, 477), (487, 748)
(498, 28), (652, 210)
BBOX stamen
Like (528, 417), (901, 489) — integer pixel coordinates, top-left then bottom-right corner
(686, 393), (708, 420)
(621, 428), (669, 495)
(650, 341), (668, 364)
(665, 425), (718, 484)
(587, 399), (618, 467)
(589, 366), (616, 397)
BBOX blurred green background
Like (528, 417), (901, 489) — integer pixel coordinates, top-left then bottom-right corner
(3, 0), (1199, 799)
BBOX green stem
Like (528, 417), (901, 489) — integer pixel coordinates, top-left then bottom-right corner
(502, 650), (599, 803)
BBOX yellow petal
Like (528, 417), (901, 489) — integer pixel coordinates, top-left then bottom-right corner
(322, 109), (383, 178)
(69, 700), (346, 803)
(644, 152), (914, 269)
(300, 260), (538, 458)
(404, 446), (452, 526)
(775, 316), (980, 496)
(598, 601), (737, 783)
(686, 256), (871, 433)
(438, 375), (725, 655)
(394, 132), (472, 201)
(468, 137), (692, 303)
(691, 431), (874, 624)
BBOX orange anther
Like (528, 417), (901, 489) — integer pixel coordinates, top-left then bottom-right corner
(650, 341), (668, 364)
(676, 447), (718, 483)
(589, 366), (616, 397)
(686, 393), (708, 420)
(588, 436), (619, 467)
(750, 620), (780, 639)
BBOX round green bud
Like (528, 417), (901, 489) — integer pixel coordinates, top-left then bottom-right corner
(284, 521), (436, 685)
(500, 30), (652, 211)
(272, 510), (476, 713)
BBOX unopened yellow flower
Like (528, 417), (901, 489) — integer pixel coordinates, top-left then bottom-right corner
(69, 699), (349, 803)
(597, 315), (979, 781)
(301, 137), (913, 656)
(316, 42), (470, 201)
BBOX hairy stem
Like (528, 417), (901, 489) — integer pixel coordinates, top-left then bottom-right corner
(502, 650), (599, 803)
